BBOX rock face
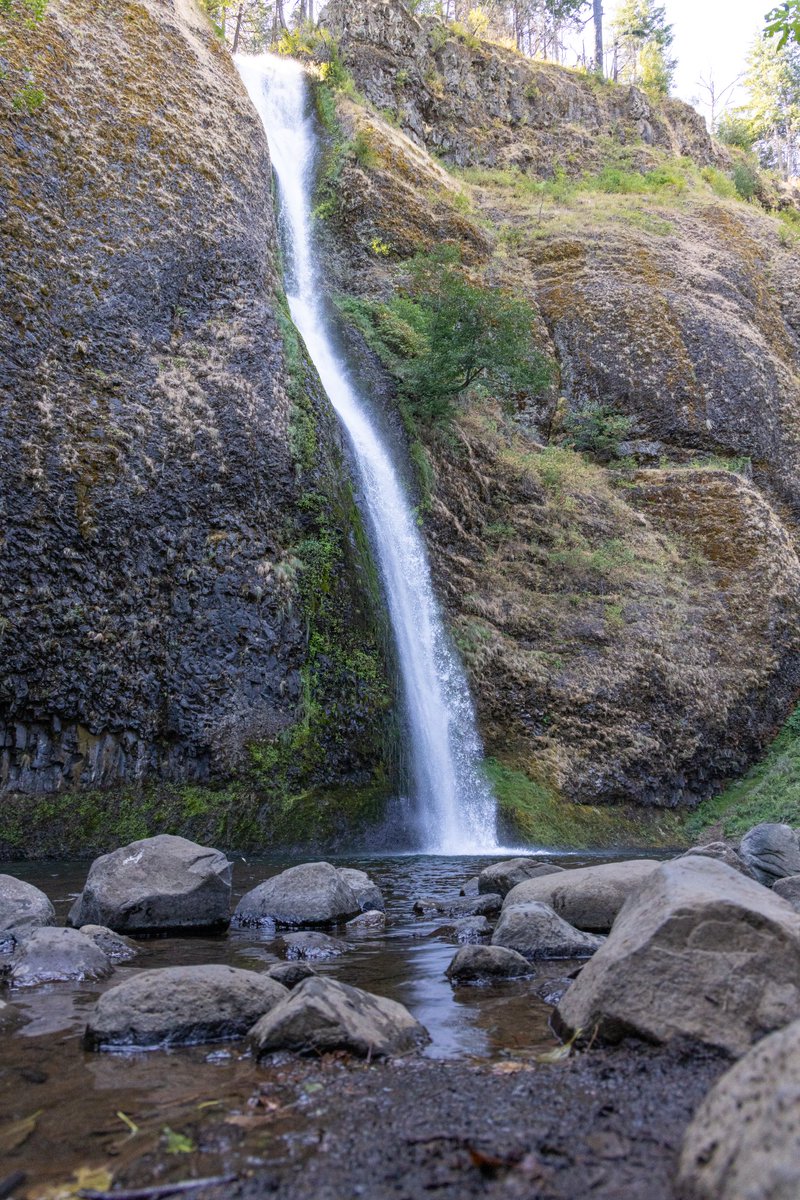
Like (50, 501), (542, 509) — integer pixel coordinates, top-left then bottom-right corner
(0, 875), (55, 933)
(678, 1018), (800, 1200)
(739, 824), (800, 886)
(504, 861), (659, 932)
(85, 965), (288, 1050)
(338, 868), (385, 913)
(0, 0), (392, 846)
(492, 901), (604, 960)
(445, 944), (533, 984)
(249, 976), (429, 1058)
(10, 927), (113, 987)
(478, 859), (563, 897)
(233, 862), (361, 928)
(67, 835), (232, 933)
(556, 858), (800, 1056)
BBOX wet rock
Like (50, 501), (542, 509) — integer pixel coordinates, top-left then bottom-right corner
(79, 925), (140, 962)
(0, 875), (55, 933)
(275, 931), (347, 961)
(478, 858), (564, 897)
(459, 876), (480, 897)
(85, 965), (288, 1051)
(233, 862), (360, 929)
(678, 1017), (800, 1199)
(492, 901), (604, 960)
(773, 874), (800, 913)
(67, 835), (232, 934)
(346, 909), (386, 932)
(412, 893), (502, 918)
(556, 858), (800, 1056)
(10, 928), (113, 987)
(432, 916), (491, 944)
(267, 962), (316, 989)
(249, 976), (429, 1059)
(504, 860), (660, 932)
(739, 823), (800, 886)
(338, 868), (385, 913)
(679, 842), (756, 878)
(445, 945), (533, 984)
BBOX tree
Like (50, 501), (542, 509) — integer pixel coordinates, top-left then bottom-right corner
(764, 0), (800, 48)
(695, 70), (744, 134)
(611, 0), (676, 95)
(740, 34), (800, 178)
(593, 0), (603, 75)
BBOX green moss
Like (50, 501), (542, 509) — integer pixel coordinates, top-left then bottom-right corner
(685, 705), (800, 839)
(486, 758), (686, 849)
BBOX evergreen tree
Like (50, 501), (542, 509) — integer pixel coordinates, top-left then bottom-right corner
(740, 34), (800, 178)
(611, 0), (676, 95)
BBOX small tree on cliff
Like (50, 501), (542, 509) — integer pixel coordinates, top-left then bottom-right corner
(611, 0), (676, 95)
(739, 34), (800, 178)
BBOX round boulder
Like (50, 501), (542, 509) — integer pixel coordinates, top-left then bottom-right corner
(478, 858), (564, 898)
(492, 901), (604, 960)
(739, 823), (800, 886)
(338, 868), (385, 913)
(678, 1017), (800, 1199)
(0, 875), (55, 934)
(504, 859), (660, 932)
(249, 976), (430, 1059)
(10, 927), (113, 987)
(445, 944), (534, 984)
(67, 835), (232, 934)
(773, 875), (800, 913)
(233, 862), (360, 929)
(85, 965), (288, 1050)
(267, 962), (316, 989)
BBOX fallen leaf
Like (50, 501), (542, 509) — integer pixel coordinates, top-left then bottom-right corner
(534, 1027), (584, 1064)
(0, 1109), (42, 1154)
(115, 1111), (138, 1135)
(162, 1126), (195, 1154)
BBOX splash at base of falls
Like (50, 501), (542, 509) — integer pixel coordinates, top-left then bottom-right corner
(237, 53), (501, 855)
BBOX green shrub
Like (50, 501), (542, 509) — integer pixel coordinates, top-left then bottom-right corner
(11, 81), (44, 112)
(352, 127), (379, 168)
(732, 159), (760, 201)
(716, 114), (755, 151)
(562, 403), (632, 462)
(700, 165), (738, 199)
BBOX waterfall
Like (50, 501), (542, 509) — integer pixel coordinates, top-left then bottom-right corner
(237, 53), (500, 854)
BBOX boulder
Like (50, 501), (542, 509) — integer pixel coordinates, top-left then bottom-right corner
(346, 909), (386, 932)
(85, 965), (288, 1050)
(739, 823), (800, 886)
(504, 859), (660, 932)
(556, 857), (800, 1056)
(445, 945), (533, 984)
(432, 916), (492, 944)
(10, 928), (113, 987)
(678, 1018), (800, 1199)
(459, 876), (480, 897)
(478, 858), (564, 897)
(338, 868), (385, 913)
(679, 842), (756, 878)
(249, 976), (429, 1059)
(275, 931), (347, 961)
(67, 835), (232, 934)
(233, 862), (360, 929)
(492, 901), (604, 960)
(412, 893), (502, 918)
(0, 875), (55, 933)
(79, 925), (140, 962)
(267, 962), (316, 989)
(773, 875), (800, 913)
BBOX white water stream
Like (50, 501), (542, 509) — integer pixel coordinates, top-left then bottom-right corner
(237, 53), (500, 854)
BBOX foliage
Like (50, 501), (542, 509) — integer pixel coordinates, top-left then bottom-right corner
(1, 0), (48, 112)
(764, 0), (800, 48)
(562, 403), (632, 462)
(732, 158), (761, 200)
(739, 34), (800, 178)
(700, 165), (738, 199)
(610, 0), (676, 95)
(716, 112), (757, 150)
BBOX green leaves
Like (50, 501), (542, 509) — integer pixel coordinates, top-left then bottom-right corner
(765, 0), (800, 48)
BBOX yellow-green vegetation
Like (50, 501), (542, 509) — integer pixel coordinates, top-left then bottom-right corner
(686, 706), (800, 839)
(486, 759), (686, 849)
(0, 0), (48, 111)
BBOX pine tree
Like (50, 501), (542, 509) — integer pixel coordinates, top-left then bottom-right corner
(611, 0), (676, 95)
(741, 35), (800, 178)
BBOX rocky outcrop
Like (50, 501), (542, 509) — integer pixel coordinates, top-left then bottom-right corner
(0, 0), (393, 842)
(678, 1017), (800, 1200)
(556, 858), (800, 1056)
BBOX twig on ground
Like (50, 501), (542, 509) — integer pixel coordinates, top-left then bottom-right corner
(78, 1175), (238, 1200)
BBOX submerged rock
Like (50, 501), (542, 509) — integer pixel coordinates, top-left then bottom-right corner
(556, 858), (800, 1056)
(338, 869), (385, 913)
(412, 893), (502, 918)
(504, 860), (660, 932)
(346, 909), (387, 932)
(478, 859), (564, 898)
(492, 901), (604, 960)
(68, 835), (232, 934)
(85, 965), (288, 1051)
(739, 823), (800, 886)
(10, 928), (113, 987)
(267, 962), (316, 989)
(432, 916), (492, 944)
(79, 925), (140, 962)
(275, 931), (347, 961)
(233, 862), (361, 929)
(249, 976), (429, 1059)
(0, 875), (55, 934)
(445, 944), (533, 984)
(678, 1017), (800, 1199)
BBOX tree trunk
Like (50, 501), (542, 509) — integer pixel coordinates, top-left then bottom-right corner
(593, 0), (603, 76)
(231, 3), (244, 54)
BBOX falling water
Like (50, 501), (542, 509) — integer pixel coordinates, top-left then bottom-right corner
(237, 53), (499, 854)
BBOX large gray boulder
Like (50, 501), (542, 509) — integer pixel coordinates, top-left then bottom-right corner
(233, 862), (360, 929)
(67, 835), (232, 933)
(773, 875), (800, 913)
(492, 901), (604, 960)
(678, 1017), (800, 1199)
(445, 944), (533, 984)
(0, 875), (55, 933)
(739, 823), (800, 886)
(504, 859), (660, 932)
(478, 858), (564, 897)
(556, 857), (800, 1056)
(10, 927), (113, 987)
(249, 976), (429, 1059)
(679, 842), (756, 878)
(85, 965), (288, 1050)
(338, 868), (385, 913)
